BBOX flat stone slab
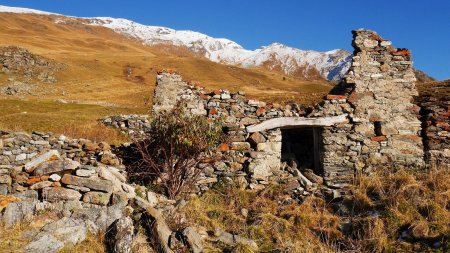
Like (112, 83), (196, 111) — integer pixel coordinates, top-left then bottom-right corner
(42, 187), (82, 202)
(33, 158), (80, 176)
(61, 174), (113, 193)
(24, 150), (60, 173)
(246, 115), (348, 133)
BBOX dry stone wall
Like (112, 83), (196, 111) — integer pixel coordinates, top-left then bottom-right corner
(100, 29), (443, 193)
(415, 81), (450, 165)
(152, 72), (314, 191)
(309, 29), (425, 186)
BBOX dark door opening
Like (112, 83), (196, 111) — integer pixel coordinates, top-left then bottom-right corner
(281, 127), (322, 175)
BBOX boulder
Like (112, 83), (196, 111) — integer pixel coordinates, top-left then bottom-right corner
(40, 217), (87, 245)
(61, 174), (113, 192)
(23, 233), (64, 253)
(42, 187), (82, 202)
(2, 200), (37, 226)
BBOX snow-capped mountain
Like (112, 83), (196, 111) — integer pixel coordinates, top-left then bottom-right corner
(0, 5), (352, 80)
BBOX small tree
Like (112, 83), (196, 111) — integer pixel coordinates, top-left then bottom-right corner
(134, 103), (223, 199)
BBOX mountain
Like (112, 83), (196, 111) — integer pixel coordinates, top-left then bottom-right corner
(0, 5), (351, 81)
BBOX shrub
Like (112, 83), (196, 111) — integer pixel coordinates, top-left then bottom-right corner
(133, 103), (223, 199)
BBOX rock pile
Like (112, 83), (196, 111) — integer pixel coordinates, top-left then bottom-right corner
(0, 130), (121, 169)
(0, 46), (63, 83)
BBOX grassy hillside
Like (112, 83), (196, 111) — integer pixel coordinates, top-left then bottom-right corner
(0, 13), (331, 140)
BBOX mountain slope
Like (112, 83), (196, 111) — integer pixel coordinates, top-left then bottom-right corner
(0, 5), (351, 81)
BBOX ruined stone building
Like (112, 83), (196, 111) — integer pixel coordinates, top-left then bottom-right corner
(112, 29), (447, 190)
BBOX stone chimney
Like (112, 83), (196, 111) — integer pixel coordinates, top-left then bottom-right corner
(345, 29), (424, 168)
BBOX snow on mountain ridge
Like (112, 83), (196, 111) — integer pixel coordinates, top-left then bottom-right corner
(0, 5), (352, 80)
(90, 17), (351, 80)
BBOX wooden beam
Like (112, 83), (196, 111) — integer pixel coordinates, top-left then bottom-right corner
(246, 114), (348, 133)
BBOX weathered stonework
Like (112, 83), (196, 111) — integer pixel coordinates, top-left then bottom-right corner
(144, 29), (427, 190)
(415, 80), (450, 166)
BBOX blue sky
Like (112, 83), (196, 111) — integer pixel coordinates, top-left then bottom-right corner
(1, 0), (449, 80)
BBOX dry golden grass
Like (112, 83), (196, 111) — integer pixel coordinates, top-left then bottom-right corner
(0, 99), (135, 143)
(182, 166), (450, 252)
(183, 183), (340, 252)
(348, 166), (450, 252)
(59, 233), (106, 253)
(0, 222), (33, 252)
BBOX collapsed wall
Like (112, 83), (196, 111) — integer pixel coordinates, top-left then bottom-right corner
(152, 71), (310, 189)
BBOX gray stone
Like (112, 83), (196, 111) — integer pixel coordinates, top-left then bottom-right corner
(41, 217), (87, 245)
(49, 173), (61, 182)
(0, 174), (12, 185)
(24, 150), (60, 172)
(66, 184), (91, 192)
(29, 180), (52, 190)
(0, 184), (8, 195)
(33, 158), (80, 176)
(12, 190), (39, 201)
(82, 191), (111, 206)
(182, 227), (203, 253)
(42, 187), (82, 202)
(3, 200), (37, 226)
(214, 228), (257, 250)
(97, 167), (123, 192)
(110, 217), (134, 253)
(61, 174), (113, 192)
(23, 233), (64, 253)
(112, 192), (129, 206)
(15, 153), (27, 161)
(76, 169), (96, 177)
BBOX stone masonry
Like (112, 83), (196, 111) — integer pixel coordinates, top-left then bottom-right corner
(100, 29), (446, 192)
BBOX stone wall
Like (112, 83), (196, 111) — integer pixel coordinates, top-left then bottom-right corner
(152, 72), (312, 188)
(415, 81), (450, 165)
(100, 29), (436, 192)
(309, 29), (425, 186)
